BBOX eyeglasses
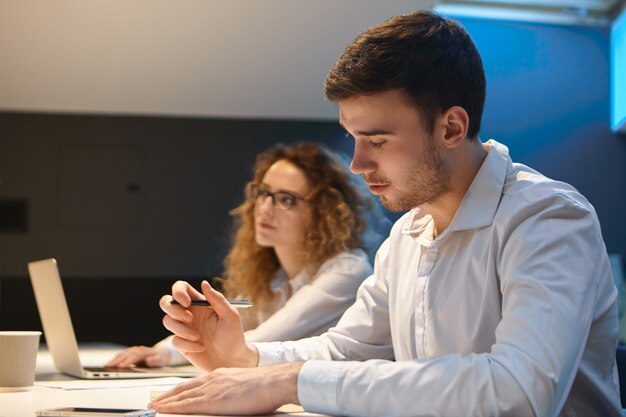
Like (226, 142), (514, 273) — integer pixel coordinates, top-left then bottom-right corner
(247, 183), (308, 210)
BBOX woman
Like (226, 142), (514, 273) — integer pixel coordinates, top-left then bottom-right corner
(107, 141), (383, 367)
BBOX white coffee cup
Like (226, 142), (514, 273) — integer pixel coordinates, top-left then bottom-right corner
(0, 331), (41, 392)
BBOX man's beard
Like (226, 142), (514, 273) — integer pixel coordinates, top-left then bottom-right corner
(378, 136), (451, 212)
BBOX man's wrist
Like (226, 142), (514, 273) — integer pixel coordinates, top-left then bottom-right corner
(269, 362), (304, 408)
(235, 342), (259, 368)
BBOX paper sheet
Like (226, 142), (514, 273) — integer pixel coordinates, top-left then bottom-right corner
(35, 377), (184, 390)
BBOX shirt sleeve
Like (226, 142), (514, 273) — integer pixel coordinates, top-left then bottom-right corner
(244, 251), (372, 342)
(487, 191), (619, 416)
(293, 192), (619, 417)
(256, 240), (395, 365)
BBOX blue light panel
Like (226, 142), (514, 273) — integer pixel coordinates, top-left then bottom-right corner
(612, 8), (626, 133)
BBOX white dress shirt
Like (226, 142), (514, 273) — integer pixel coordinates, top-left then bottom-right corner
(156, 249), (372, 365)
(256, 140), (622, 417)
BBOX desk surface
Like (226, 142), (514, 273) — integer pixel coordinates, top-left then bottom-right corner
(0, 344), (326, 417)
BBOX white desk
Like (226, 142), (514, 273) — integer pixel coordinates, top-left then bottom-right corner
(0, 344), (326, 417)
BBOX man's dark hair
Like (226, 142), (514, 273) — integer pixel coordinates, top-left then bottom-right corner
(325, 11), (486, 139)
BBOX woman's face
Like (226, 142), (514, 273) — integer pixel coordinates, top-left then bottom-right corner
(254, 159), (311, 251)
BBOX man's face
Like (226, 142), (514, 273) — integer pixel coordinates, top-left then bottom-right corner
(340, 90), (451, 211)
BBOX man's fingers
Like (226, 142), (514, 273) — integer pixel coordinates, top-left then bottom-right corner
(171, 335), (206, 353)
(160, 295), (194, 323)
(201, 280), (238, 319)
(153, 380), (213, 414)
(162, 316), (201, 341)
(156, 397), (207, 415)
(171, 280), (205, 307)
(151, 375), (208, 403)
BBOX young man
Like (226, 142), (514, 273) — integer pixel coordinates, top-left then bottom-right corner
(150, 11), (622, 417)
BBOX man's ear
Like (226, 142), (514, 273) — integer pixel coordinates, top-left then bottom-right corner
(439, 106), (469, 149)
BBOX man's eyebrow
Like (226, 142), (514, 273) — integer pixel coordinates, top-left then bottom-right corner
(355, 129), (393, 136)
(338, 122), (393, 137)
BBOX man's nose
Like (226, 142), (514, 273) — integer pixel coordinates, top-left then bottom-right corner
(350, 144), (375, 175)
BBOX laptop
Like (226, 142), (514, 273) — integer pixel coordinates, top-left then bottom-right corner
(28, 258), (200, 379)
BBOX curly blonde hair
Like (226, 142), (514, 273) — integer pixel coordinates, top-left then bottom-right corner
(222, 141), (374, 306)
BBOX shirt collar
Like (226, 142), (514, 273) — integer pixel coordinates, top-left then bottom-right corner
(274, 267), (311, 294)
(401, 139), (511, 242)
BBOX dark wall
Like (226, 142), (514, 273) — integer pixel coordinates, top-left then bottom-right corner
(0, 114), (347, 277)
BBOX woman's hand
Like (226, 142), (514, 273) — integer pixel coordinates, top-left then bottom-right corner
(106, 345), (170, 368)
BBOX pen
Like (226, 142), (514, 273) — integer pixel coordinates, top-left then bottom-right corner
(171, 299), (252, 307)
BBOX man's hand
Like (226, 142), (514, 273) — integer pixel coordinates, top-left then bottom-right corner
(159, 280), (258, 372)
(148, 362), (304, 415)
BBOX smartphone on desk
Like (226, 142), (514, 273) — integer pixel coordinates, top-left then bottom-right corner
(36, 407), (155, 417)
